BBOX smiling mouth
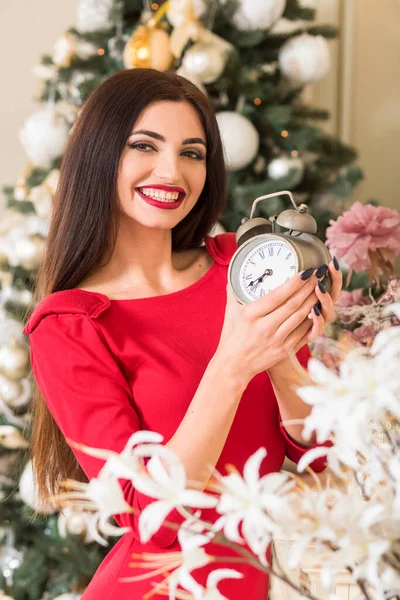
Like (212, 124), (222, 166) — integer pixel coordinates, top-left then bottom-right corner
(135, 188), (186, 210)
(136, 187), (186, 203)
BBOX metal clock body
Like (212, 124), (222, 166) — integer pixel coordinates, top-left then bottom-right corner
(228, 191), (332, 304)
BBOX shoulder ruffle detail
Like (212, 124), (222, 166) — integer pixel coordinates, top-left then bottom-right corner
(205, 233), (237, 265)
(22, 289), (111, 335)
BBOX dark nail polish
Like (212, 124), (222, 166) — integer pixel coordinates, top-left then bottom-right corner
(300, 268), (314, 281)
(315, 264), (328, 279)
(318, 281), (326, 294)
(313, 304), (321, 317)
(333, 256), (340, 271)
(316, 300), (322, 310)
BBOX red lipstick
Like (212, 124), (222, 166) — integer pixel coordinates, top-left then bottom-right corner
(135, 188), (185, 210)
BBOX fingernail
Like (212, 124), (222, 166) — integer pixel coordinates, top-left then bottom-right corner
(300, 268), (314, 281)
(313, 304), (321, 317)
(316, 300), (322, 310)
(318, 281), (326, 294)
(333, 256), (340, 271)
(315, 264), (328, 279)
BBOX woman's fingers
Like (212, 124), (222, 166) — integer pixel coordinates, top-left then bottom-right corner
(245, 269), (317, 320)
(282, 318), (313, 353)
(314, 278), (335, 324)
(327, 257), (343, 303)
(274, 288), (318, 341)
(307, 303), (326, 341)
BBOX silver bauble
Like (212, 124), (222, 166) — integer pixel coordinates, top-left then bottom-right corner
(182, 42), (226, 84)
(0, 374), (30, 409)
(0, 342), (29, 380)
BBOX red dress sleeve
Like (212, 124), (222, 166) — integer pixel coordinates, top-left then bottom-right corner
(23, 291), (181, 548)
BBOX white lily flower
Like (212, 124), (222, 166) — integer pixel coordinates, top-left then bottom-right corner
(214, 448), (289, 565)
(121, 515), (214, 600)
(69, 430), (165, 481)
(52, 474), (132, 546)
(137, 453), (218, 543)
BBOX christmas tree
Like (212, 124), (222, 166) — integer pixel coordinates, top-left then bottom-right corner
(0, 0), (373, 597)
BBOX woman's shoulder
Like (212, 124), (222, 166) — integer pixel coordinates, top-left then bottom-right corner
(22, 288), (111, 335)
(205, 232), (238, 265)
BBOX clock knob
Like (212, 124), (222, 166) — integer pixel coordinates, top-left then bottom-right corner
(236, 217), (273, 247)
(276, 209), (317, 234)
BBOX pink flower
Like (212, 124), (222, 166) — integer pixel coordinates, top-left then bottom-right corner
(326, 202), (400, 273)
(336, 289), (371, 308)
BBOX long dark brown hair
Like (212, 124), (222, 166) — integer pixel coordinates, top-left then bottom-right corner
(29, 68), (227, 503)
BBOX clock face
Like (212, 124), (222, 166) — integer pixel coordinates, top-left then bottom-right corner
(237, 238), (298, 302)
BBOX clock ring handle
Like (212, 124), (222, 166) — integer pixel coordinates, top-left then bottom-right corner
(250, 190), (305, 219)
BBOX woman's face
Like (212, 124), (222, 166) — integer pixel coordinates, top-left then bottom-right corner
(117, 100), (207, 231)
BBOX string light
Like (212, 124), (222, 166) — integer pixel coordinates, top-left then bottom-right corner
(281, 130), (289, 138)
(291, 150), (298, 157)
(151, 2), (159, 8)
(97, 48), (105, 56)
(253, 97), (262, 106)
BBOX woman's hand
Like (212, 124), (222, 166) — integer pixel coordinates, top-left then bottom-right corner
(306, 258), (343, 343)
(215, 259), (343, 388)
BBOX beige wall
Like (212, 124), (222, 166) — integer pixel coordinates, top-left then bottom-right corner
(0, 1), (77, 191)
(1, 0), (399, 211)
(314, 0), (400, 210)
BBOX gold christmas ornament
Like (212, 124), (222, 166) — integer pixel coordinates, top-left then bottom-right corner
(123, 3), (173, 71)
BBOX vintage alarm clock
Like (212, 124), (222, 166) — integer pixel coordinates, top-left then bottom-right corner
(228, 190), (332, 304)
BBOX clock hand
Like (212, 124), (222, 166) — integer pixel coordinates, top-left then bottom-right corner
(247, 269), (273, 289)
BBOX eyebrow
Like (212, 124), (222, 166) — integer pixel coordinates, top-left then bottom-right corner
(130, 129), (207, 148)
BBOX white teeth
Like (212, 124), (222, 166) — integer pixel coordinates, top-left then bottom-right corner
(139, 187), (181, 202)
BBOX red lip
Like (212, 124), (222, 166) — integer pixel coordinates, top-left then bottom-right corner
(137, 184), (186, 194)
(135, 188), (185, 210)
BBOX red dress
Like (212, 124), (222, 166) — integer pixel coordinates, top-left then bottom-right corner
(23, 233), (327, 600)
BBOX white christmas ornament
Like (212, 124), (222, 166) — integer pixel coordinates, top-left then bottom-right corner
(233, 0), (286, 31)
(19, 107), (70, 169)
(76, 0), (114, 33)
(19, 460), (57, 514)
(216, 112), (259, 171)
(53, 35), (75, 68)
(0, 375), (31, 410)
(0, 341), (29, 380)
(13, 234), (45, 270)
(167, 0), (207, 27)
(279, 34), (331, 85)
(53, 595), (82, 600)
(268, 156), (304, 179)
(182, 42), (226, 84)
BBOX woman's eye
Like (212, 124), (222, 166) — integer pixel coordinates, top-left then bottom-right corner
(183, 150), (205, 161)
(129, 142), (155, 152)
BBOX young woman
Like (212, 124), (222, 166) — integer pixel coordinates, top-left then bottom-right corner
(23, 69), (342, 599)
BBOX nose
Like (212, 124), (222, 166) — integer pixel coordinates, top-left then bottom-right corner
(153, 149), (180, 184)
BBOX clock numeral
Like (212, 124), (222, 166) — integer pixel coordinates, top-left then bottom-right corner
(268, 246), (273, 257)
(277, 247), (282, 256)
(258, 249), (265, 259)
(245, 274), (253, 280)
(249, 260), (256, 266)
(290, 266), (296, 270)
(285, 252), (293, 260)
(259, 289), (266, 298)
